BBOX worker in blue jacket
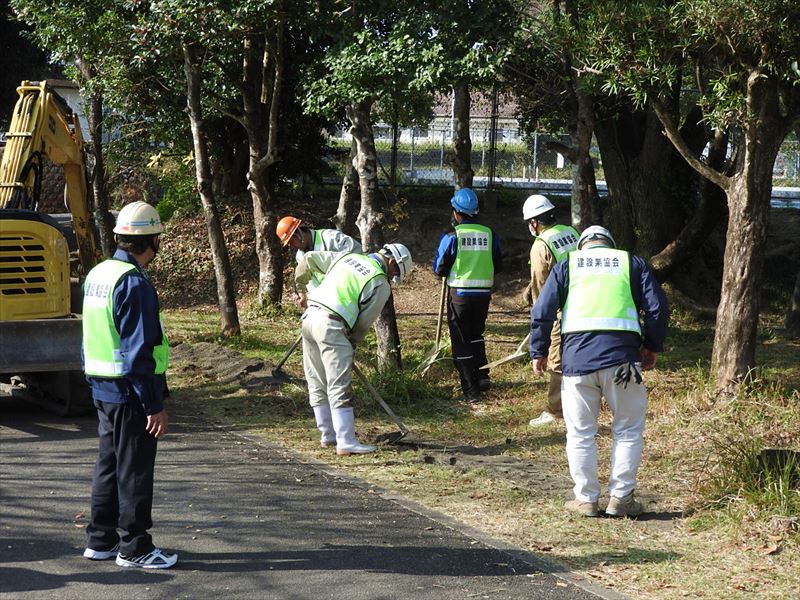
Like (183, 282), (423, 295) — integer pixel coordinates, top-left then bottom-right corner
(81, 201), (177, 569)
(530, 226), (668, 518)
(433, 188), (503, 402)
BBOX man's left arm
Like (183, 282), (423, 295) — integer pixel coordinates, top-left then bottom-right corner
(432, 232), (456, 277)
(492, 229), (504, 274)
(296, 251), (341, 288)
(116, 276), (163, 416)
(634, 257), (669, 365)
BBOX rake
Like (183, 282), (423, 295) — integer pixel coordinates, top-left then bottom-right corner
(417, 278), (448, 376)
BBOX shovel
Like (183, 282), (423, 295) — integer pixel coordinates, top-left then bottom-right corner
(271, 334), (302, 380)
(480, 333), (531, 372)
(417, 278), (448, 376)
(352, 363), (410, 442)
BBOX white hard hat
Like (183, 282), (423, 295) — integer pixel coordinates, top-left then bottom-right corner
(113, 201), (163, 235)
(522, 194), (555, 220)
(578, 225), (616, 249)
(380, 243), (413, 284)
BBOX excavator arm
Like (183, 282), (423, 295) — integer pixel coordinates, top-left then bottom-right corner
(0, 80), (100, 274)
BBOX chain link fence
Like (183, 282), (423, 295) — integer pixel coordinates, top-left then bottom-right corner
(327, 91), (800, 191)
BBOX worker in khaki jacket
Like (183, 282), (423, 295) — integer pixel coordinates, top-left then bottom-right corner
(295, 244), (412, 455)
(523, 195), (579, 427)
(276, 215), (362, 304)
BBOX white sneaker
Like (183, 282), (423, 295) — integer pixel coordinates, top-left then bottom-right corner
(116, 548), (178, 569)
(528, 411), (556, 427)
(83, 543), (119, 560)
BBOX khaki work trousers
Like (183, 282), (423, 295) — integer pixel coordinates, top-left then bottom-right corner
(546, 315), (564, 417)
(301, 306), (354, 410)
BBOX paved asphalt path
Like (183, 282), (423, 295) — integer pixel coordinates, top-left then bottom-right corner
(0, 394), (623, 600)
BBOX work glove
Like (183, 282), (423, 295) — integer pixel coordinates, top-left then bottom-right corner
(613, 362), (642, 389)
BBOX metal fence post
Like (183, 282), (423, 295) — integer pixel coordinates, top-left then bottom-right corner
(409, 128), (415, 177)
(390, 120), (399, 187)
(487, 85), (499, 189)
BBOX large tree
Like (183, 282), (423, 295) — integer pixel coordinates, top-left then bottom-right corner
(126, 0), (242, 336)
(587, 0), (800, 387)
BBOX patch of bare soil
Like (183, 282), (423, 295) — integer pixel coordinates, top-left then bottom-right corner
(170, 341), (284, 391)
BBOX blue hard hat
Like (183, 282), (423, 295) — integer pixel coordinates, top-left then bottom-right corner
(450, 188), (479, 215)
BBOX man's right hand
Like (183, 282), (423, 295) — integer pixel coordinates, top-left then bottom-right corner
(146, 410), (169, 438)
(291, 291), (307, 308)
(532, 356), (548, 376)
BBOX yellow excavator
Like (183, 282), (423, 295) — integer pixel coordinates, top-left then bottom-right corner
(0, 80), (102, 414)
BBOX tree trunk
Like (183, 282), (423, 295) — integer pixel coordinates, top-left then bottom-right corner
(347, 98), (402, 370)
(594, 102), (689, 256)
(711, 76), (788, 386)
(333, 137), (359, 237)
(785, 270), (800, 337)
(182, 43), (240, 337)
(75, 58), (114, 257)
(213, 132), (248, 197)
(554, 1), (601, 231)
(242, 27), (284, 307)
(449, 81), (473, 189)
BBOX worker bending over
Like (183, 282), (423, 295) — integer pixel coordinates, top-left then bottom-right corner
(276, 215), (362, 303)
(296, 243), (412, 454)
(530, 226), (668, 518)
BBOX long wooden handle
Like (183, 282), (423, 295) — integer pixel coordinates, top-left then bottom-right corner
(434, 278), (447, 345)
(352, 363), (410, 434)
(273, 334), (302, 372)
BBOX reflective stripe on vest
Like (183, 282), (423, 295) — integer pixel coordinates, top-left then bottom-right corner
(307, 253), (384, 328)
(447, 224), (494, 288)
(82, 259), (169, 377)
(538, 224), (579, 263)
(561, 249), (642, 335)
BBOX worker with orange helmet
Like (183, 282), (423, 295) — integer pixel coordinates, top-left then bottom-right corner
(276, 216), (362, 303)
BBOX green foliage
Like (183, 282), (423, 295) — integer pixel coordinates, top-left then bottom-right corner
(152, 157), (200, 221)
(303, 0), (514, 121)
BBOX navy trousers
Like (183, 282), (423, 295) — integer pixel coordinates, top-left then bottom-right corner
(447, 292), (490, 394)
(86, 400), (158, 556)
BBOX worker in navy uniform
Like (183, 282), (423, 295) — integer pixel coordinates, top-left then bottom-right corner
(433, 188), (503, 402)
(81, 201), (178, 569)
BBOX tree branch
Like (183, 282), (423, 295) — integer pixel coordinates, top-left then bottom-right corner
(650, 98), (731, 192)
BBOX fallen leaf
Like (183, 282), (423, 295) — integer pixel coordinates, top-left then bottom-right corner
(758, 544), (781, 556)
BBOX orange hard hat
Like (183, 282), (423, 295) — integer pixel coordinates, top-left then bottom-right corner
(276, 216), (302, 246)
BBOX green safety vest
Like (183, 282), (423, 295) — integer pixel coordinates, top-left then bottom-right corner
(308, 253), (385, 329)
(447, 224), (494, 288)
(82, 259), (169, 377)
(538, 224), (579, 263)
(561, 249), (642, 335)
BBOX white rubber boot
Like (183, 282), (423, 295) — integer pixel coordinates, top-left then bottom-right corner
(331, 407), (376, 455)
(313, 405), (336, 447)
